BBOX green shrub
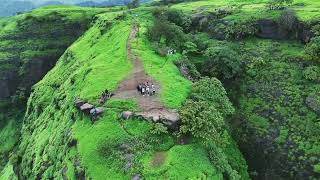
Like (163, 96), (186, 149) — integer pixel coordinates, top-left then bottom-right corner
(173, 56), (200, 81)
(189, 77), (235, 117)
(305, 36), (320, 61)
(314, 164), (320, 173)
(267, 0), (294, 10)
(211, 21), (257, 40)
(279, 9), (298, 31)
(147, 17), (186, 51)
(303, 66), (320, 81)
(311, 25), (320, 37)
(202, 46), (242, 80)
(179, 100), (228, 146)
(150, 123), (168, 135)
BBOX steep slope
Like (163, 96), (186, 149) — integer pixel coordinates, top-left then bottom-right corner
(168, 0), (320, 179)
(0, 6), (108, 176)
(9, 7), (249, 179)
(0, 6), (107, 108)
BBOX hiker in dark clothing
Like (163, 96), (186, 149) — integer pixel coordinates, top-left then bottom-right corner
(137, 83), (143, 94)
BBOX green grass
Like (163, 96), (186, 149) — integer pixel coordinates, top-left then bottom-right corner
(143, 144), (223, 179)
(0, 163), (17, 180)
(132, 10), (191, 108)
(0, 120), (19, 155)
(172, 0), (320, 22)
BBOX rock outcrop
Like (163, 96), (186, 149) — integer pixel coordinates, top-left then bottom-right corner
(121, 109), (180, 129)
(255, 19), (312, 43)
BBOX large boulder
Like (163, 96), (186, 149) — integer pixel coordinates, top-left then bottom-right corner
(74, 98), (85, 109)
(90, 107), (104, 115)
(80, 103), (94, 114)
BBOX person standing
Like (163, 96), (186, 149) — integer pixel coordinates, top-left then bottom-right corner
(142, 85), (146, 96)
(146, 84), (150, 96)
(151, 84), (156, 96)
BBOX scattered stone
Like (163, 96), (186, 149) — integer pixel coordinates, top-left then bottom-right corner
(74, 98), (85, 109)
(131, 174), (141, 180)
(80, 103), (94, 113)
(131, 109), (180, 129)
(90, 107), (104, 115)
(121, 111), (133, 120)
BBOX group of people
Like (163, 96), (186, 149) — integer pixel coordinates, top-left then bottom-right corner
(99, 89), (113, 105)
(137, 82), (156, 96)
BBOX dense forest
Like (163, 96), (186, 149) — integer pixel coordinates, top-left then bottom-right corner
(0, 0), (319, 179)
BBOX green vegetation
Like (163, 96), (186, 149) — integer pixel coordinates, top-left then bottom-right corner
(11, 7), (238, 179)
(0, 6), (106, 106)
(1, 0), (320, 179)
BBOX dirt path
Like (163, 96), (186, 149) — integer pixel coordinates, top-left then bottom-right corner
(113, 26), (179, 124)
(113, 26), (164, 111)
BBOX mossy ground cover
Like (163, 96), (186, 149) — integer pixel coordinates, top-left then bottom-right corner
(131, 9), (191, 108)
(15, 7), (226, 179)
(172, 0), (320, 22)
(213, 38), (320, 177)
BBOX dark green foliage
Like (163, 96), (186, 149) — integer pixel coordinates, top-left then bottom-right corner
(189, 77), (235, 117)
(303, 65), (320, 82)
(305, 36), (320, 61)
(127, 0), (140, 9)
(179, 100), (228, 146)
(311, 25), (320, 36)
(267, 0), (294, 10)
(154, 0), (191, 5)
(208, 19), (257, 40)
(201, 46), (242, 80)
(150, 123), (168, 135)
(278, 9), (298, 31)
(173, 56), (201, 81)
(147, 17), (186, 51)
(231, 39), (320, 179)
(0, 9), (97, 106)
(178, 77), (248, 179)
(206, 143), (241, 180)
(153, 8), (192, 32)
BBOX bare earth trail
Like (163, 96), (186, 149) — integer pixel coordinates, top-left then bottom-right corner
(113, 26), (179, 123)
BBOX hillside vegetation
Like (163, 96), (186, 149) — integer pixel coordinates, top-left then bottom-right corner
(0, 0), (319, 179)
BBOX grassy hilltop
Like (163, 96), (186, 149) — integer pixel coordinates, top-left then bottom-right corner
(0, 0), (320, 179)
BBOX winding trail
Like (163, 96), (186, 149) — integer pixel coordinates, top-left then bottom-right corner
(113, 25), (179, 124)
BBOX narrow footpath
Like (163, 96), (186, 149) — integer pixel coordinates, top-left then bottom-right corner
(113, 25), (179, 124)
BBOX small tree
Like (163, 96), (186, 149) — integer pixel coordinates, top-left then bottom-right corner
(147, 18), (186, 51)
(267, 0), (294, 10)
(179, 100), (229, 146)
(305, 36), (320, 61)
(189, 77), (235, 117)
(126, 0), (139, 9)
(279, 9), (297, 31)
(202, 46), (241, 80)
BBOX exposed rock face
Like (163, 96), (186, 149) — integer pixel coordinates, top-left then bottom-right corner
(255, 19), (312, 43)
(0, 11), (94, 105)
(122, 109), (180, 129)
(121, 111), (134, 120)
(0, 71), (18, 99)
